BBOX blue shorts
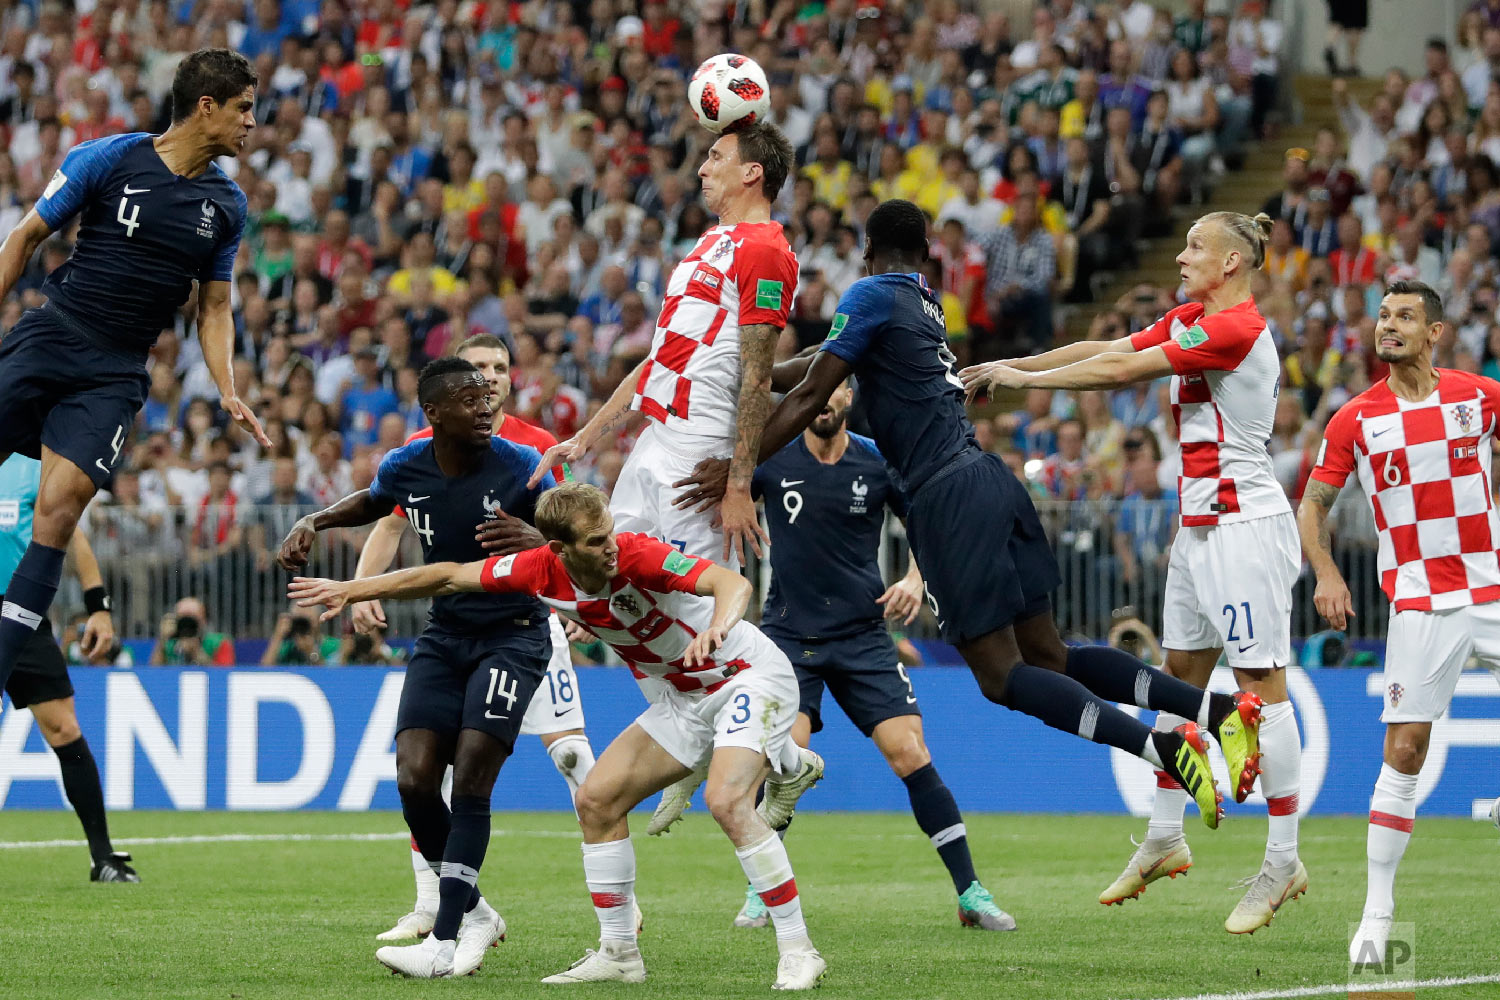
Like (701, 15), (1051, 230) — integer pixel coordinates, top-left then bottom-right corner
(0, 305), (148, 488)
(906, 451), (1060, 645)
(396, 621), (551, 752)
(767, 628), (920, 737)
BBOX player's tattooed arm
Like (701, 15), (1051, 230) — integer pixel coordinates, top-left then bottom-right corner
(720, 322), (780, 563)
(277, 490), (397, 570)
(1297, 477), (1355, 629)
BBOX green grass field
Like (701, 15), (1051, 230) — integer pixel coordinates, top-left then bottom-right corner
(0, 811), (1496, 1000)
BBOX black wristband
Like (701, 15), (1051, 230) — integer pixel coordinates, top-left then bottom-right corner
(84, 587), (112, 615)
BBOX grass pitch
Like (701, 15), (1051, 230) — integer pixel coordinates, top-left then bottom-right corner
(0, 811), (1496, 1000)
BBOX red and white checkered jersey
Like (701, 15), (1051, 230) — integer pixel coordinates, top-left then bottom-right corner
(1310, 369), (1500, 612)
(1131, 297), (1289, 526)
(480, 532), (761, 693)
(631, 221), (797, 448)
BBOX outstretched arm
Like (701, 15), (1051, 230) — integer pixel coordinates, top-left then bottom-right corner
(276, 489), (397, 570)
(762, 351), (855, 462)
(964, 344), (1173, 397)
(1297, 478), (1354, 630)
(289, 560), (489, 620)
(200, 279), (270, 447)
(529, 359), (646, 487)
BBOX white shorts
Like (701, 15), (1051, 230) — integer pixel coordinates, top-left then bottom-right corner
(1382, 602), (1500, 722)
(610, 423), (738, 570)
(519, 615), (587, 737)
(633, 630), (801, 775)
(1161, 511), (1298, 671)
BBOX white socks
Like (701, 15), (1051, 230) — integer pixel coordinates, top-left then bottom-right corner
(1258, 701), (1302, 867)
(735, 832), (808, 951)
(411, 839), (440, 912)
(1365, 763), (1419, 918)
(582, 838), (639, 944)
(547, 734), (597, 809)
(1146, 713), (1190, 840)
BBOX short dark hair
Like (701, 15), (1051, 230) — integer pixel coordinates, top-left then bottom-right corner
(417, 356), (482, 406)
(171, 48), (257, 122)
(865, 199), (930, 260)
(1383, 279), (1445, 326)
(456, 332), (509, 358)
(732, 121), (794, 200)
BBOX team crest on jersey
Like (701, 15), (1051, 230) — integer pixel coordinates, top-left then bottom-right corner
(849, 475), (869, 514)
(1454, 403), (1475, 433)
(706, 237), (742, 264)
(611, 592), (643, 617)
(481, 493), (504, 519)
(1388, 682), (1404, 707)
(196, 199), (216, 239)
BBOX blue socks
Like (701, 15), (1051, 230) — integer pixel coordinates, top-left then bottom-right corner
(0, 541), (65, 692)
(1001, 662), (1156, 753)
(902, 763), (978, 895)
(432, 794), (491, 942)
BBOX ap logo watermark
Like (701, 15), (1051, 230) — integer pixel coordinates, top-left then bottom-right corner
(1347, 921), (1416, 1000)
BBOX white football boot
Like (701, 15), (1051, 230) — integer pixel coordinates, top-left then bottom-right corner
(772, 948), (827, 990)
(376, 935), (455, 978)
(454, 897), (507, 975)
(376, 909), (436, 941)
(541, 940), (647, 984)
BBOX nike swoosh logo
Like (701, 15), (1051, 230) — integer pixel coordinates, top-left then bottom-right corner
(725, 725), (748, 734)
(122, 185), (150, 194)
(1238, 642), (1259, 653)
(553, 708), (572, 717)
(484, 710), (509, 720)
(1139, 856), (1168, 877)
(407, 495), (430, 503)
(96, 458), (111, 475)
(780, 479), (805, 487)
(1371, 428), (1391, 437)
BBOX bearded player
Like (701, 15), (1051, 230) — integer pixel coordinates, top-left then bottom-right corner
(1299, 281), (1500, 965)
(532, 121), (823, 825)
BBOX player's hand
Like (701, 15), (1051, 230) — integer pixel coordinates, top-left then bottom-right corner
(277, 517), (319, 570)
(1313, 572), (1356, 631)
(719, 488), (768, 564)
(475, 510), (546, 554)
(288, 577), (351, 622)
(529, 436), (588, 488)
(876, 577), (925, 625)
(671, 456), (730, 512)
(563, 619), (594, 644)
(351, 599), (387, 635)
(81, 611), (116, 662)
(683, 624), (728, 667)
(222, 394), (271, 448)
(959, 361), (1030, 403)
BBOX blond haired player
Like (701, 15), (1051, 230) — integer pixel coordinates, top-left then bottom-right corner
(350, 333), (600, 943)
(531, 120), (823, 829)
(290, 483), (828, 990)
(964, 211), (1301, 934)
(1299, 280), (1500, 966)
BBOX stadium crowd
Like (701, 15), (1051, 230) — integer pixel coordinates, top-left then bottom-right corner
(0, 0), (1350, 649)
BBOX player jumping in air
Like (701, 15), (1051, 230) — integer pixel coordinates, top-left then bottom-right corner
(677, 199), (1261, 836)
(0, 48), (267, 703)
(530, 121), (823, 827)
(349, 334), (601, 943)
(723, 379), (1015, 932)
(964, 211), (1307, 934)
(277, 358), (554, 978)
(290, 483), (828, 990)
(1299, 281), (1500, 965)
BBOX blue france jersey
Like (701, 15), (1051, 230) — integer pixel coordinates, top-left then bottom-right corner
(0, 455), (40, 593)
(35, 133), (248, 354)
(819, 273), (979, 494)
(754, 434), (907, 641)
(368, 437), (557, 635)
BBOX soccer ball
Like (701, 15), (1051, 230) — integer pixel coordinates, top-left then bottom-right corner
(688, 54), (771, 134)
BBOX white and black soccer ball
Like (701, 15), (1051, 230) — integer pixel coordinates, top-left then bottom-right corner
(687, 53), (771, 134)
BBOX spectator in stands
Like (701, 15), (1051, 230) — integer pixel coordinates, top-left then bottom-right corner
(262, 612), (339, 666)
(150, 598), (236, 667)
(980, 192), (1055, 352)
(1113, 429), (1176, 606)
(1333, 77), (1398, 183)
(340, 346), (399, 454)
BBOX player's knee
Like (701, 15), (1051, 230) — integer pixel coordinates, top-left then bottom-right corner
(882, 741), (932, 778)
(573, 779), (623, 833)
(1387, 730), (1429, 773)
(703, 781), (754, 833)
(971, 664), (1014, 706)
(395, 756), (445, 803)
(35, 708), (81, 747)
(30, 497), (86, 548)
